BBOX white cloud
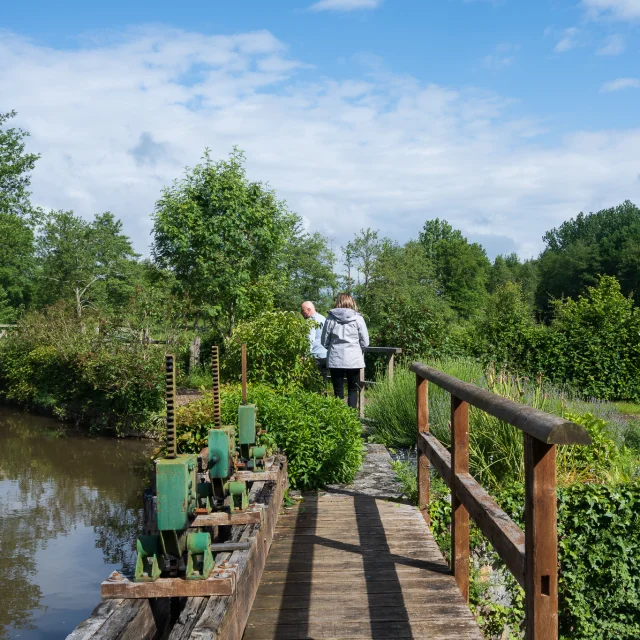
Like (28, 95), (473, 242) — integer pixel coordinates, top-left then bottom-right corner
(1, 27), (639, 260)
(583, 0), (640, 20)
(309, 0), (381, 12)
(597, 33), (625, 54)
(554, 27), (581, 52)
(601, 77), (640, 91)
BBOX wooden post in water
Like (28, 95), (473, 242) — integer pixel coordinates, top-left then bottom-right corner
(451, 394), (470, 602)
(524, 434), (558, 640)
(416, 375), (430, 525)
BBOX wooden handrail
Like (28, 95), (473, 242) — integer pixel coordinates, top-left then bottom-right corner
(410, 362), (591, 445)
(412, 362), (591, 640)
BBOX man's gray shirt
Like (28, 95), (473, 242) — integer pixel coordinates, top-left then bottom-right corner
(309, 312), (327, 359)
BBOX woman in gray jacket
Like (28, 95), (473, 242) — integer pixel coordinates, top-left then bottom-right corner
(321, 293), (370, 409)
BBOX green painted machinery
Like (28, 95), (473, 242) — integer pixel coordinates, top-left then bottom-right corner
(238, 403), (267, 471)
(237, 342), (267, 472)
(134, 354), (214, 582)
(205, 345), (249, 512)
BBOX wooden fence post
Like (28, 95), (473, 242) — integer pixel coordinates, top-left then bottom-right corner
(451, 394), (470, 602)
(359, 368), (365, 419)
(387, 352), (395, 381)
(416, 375), (430, 525)
(524, 434), (558, 640)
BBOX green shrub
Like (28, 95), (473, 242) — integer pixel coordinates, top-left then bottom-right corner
(223, 311), (320, 390)
(544, 276), (640, 401)
(177, 384), (363, 489)
(494, 482), (640, 640)
(0, 303), (165, 432)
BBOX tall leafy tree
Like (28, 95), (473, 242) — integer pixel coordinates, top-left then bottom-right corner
(0, 111), (40, 313)
(536, 201), (640, 315)
(366, 240), (454, 355)
(276, 224), (337, 312)
(489, 253), (538, 309)
(419, 219), (490, 319)
(36, 210), (138, 317)
(152, 148), (295, 334)
(343, 228), (382, 307)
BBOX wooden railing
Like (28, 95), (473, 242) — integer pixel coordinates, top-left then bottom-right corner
(410, 362), (591, 640)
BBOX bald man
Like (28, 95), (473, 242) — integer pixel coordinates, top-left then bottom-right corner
(301, 301), (328, 380)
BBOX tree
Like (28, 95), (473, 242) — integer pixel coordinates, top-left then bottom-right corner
(536, 201), (640, 315)
(152, 148), (294, 334)
(0, 111), (39, 218)
(36, 210), (138, 317)
(419, 219), (490, 319)
(343, 228), (382, 307)
(488, 253), (538, 309)
(275, 224), (337, 312)
(0, 111), (40, 312)
(366, 240), (455, 356)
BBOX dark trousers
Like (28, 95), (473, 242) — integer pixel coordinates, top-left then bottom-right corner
(330, 368), (360, 409)
(315, 358), (328, 385)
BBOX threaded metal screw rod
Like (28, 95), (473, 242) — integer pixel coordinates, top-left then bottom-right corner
(165, 354), (177, 458)
(211, 345), (222, 428)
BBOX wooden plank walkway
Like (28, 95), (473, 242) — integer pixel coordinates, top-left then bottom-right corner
(245, 490), (482, 639)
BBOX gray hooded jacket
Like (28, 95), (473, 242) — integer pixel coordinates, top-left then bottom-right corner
(321, 308), (370, 369)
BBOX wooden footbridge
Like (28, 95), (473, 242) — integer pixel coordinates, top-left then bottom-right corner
(68, 361), (590, 640)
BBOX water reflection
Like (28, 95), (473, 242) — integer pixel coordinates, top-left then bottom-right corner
(0, 408), (155, 639)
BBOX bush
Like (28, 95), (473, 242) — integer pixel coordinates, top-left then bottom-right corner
(542, 276), (640, 401)
(177, 384), (363, 489)
(0, 303), (166, 432)
(223, 311), (321, 390)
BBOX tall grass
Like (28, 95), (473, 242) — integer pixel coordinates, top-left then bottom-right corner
(367, 357), (634, 491)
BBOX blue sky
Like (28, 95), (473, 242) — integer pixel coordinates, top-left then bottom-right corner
(1, 0), (639, 258)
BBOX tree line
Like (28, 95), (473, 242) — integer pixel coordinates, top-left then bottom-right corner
(2, 110), (639, 398)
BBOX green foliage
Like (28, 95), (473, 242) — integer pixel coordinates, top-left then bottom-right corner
(556, 483), (640, 639)
(276, 224), (337, 312)
(177, 384), (364, 489)
(35, 210), (139, 317)
(224, 311), (321, 390)
(0, 110), (39, 218)
(152, 148), (296, 334)
(366, 240), (455, 357)
(537, 200), (640, 315)
(0, 302), (165, 432)
(366, 367), (418, 448)
(494, 482), (640, 640)
(0, 211), (36, 312)
(419, 218), (490, 319)
(474, 281), (546, 372)
(544, 276), (640, 401)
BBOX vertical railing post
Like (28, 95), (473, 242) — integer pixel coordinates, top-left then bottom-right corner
(359, 368), (365, 419)
(387, 352), (395, 381)
(451, 394), (470, 602)
(524, 434), (558, 640)
(416, 374), (430, 525)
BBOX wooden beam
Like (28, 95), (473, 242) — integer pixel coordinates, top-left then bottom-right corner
(451, 395), (470, 602)
(524, 435), (558, 640)
(192, 508), (263, 527)
(410, 362), (591, 445)
(101, 572), (235, 599)
(416, 375), (430, 525)
(419, 432), (526, 588)
(231, 470), (280, 482)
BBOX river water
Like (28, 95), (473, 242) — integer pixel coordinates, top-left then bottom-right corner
(0, 408), (156, 640)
